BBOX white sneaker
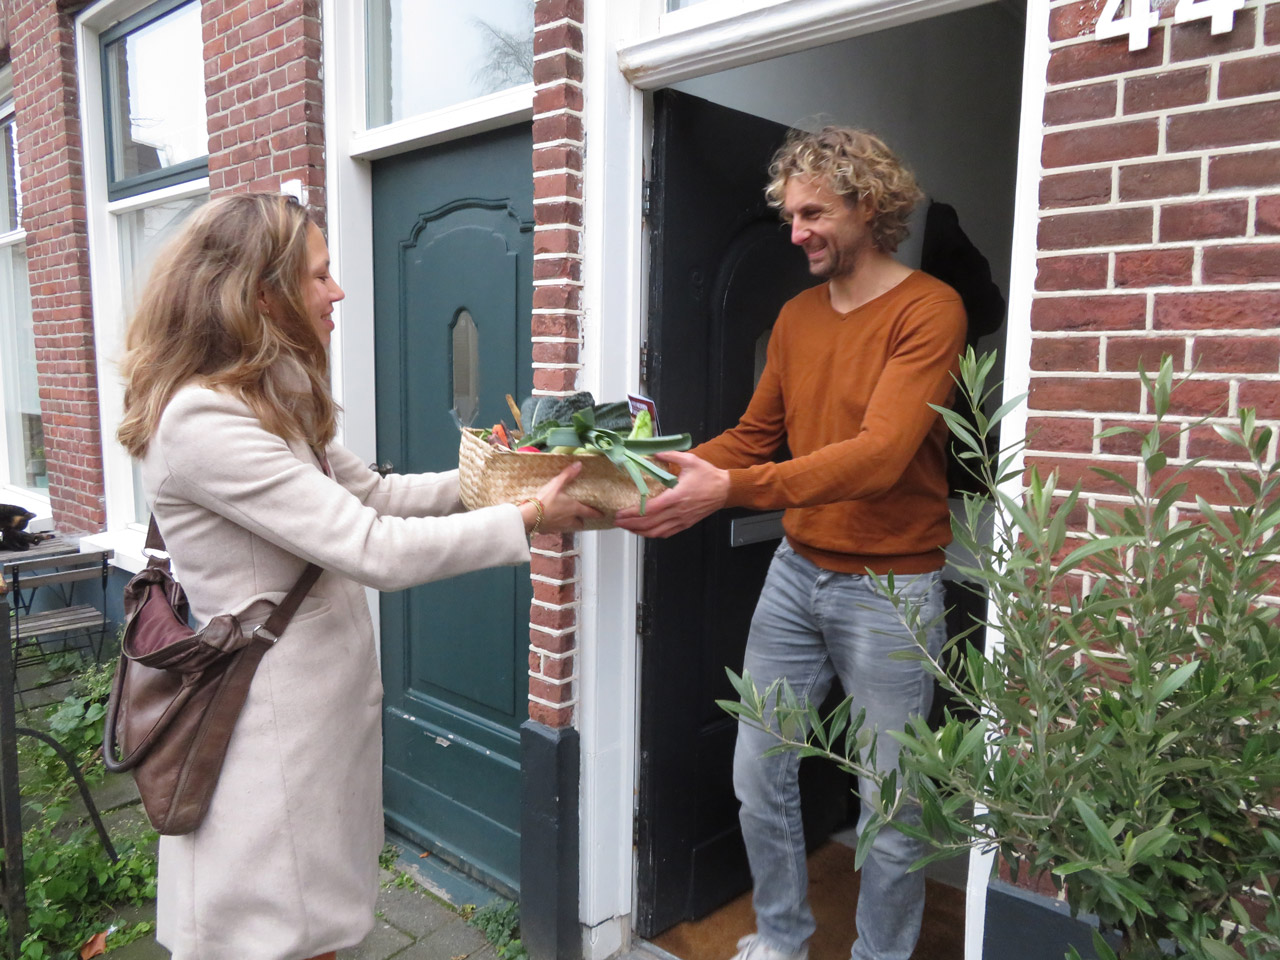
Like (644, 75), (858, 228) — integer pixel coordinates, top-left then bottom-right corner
(729, 934), (809, 960)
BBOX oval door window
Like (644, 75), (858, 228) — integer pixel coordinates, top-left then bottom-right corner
(452, 308), (480, 427)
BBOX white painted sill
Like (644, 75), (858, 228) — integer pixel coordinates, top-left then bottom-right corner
(0, 486), (53, 532)
(80, 526), (148, 574)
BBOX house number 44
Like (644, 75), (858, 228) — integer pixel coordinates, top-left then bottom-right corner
(1096, 0), (1244, 51)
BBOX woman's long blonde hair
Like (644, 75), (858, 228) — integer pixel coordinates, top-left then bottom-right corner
(117, 193), (337, 457)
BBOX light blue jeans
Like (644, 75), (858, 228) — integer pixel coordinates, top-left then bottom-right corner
(733, 540), (945, 960)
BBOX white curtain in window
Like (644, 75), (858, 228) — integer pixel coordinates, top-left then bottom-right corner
(0, 243), (46, 491)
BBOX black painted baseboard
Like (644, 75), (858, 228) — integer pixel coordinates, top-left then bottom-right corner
(984, 880), (1099, 960)
(521, 720), (581, 960)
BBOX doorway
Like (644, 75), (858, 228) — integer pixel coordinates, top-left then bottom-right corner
(371, 124), (535, 896)
(636, 2), (1024, 951)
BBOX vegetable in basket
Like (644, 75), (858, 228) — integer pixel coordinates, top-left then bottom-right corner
(495, 394), (691, 513)
(541, 407), (690, 512)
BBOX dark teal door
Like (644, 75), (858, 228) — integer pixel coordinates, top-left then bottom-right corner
(372, 125), (534, 895)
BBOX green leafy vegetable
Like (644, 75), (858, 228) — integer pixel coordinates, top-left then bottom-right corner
(543, 405), (690, 512)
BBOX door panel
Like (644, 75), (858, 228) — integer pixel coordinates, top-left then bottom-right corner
(372, 125), (534, 895)
(637, 91), (850, 936)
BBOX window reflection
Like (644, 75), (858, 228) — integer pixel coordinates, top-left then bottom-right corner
(1, 117), (18, 233)
(119, 193), (207, 521)
(367, 0), (534, 127)
(0, 244), (45, 492)
(104, 1), (206, 190)
(452, 309), (480, 428)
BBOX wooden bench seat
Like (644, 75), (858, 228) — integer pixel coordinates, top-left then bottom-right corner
(11, 604), (104, 643)
(2, 543), (115, 696)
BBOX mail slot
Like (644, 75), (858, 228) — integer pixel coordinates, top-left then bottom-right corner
(729, 511), (785, 547)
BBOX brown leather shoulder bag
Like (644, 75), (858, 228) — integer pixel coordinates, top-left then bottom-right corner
(102, 517), (321, 835)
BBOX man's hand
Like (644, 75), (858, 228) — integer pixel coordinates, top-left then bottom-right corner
(614, 451), (729, 538)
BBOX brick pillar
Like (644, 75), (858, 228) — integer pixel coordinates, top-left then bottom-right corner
(203, 0), (325, 226)
(1031, 0), (1280, 525)
(527, 0), (585, 729)
(522, 5), (585, 952)
(10, 0), (104, 534)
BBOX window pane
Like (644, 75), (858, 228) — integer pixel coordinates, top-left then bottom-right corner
(0, 117), (18, 233)
(667, 0), (713, 8)
(452, 309), (480, 428)
(105, 1), (207, 185)
(367, 0), (534, 127)
(117, 193), (207, 521)
(0, 244), (46, 492)
(117, 193), (207, 311)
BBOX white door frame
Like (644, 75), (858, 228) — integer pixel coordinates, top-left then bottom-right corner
(601, 1), (1047, 958)
(322, 1), (1046, 956)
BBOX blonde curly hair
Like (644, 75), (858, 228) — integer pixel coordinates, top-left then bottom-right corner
(765, 126), (923, 253)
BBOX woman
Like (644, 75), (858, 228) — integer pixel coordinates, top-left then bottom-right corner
(117, 193), (598, 960)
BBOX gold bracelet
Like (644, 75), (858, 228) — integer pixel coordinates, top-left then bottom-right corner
(516, 497), (545, 536)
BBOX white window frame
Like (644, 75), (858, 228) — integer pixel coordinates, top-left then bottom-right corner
(349, 0), (535, 161)
(321, 0), (542, 678)
(323, 0), (539, 471)
(77, 0), (210, 571)
(0, 69), (51, 525)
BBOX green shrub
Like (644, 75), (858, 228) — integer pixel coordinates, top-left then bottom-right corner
(1, 660), (158, 959)
(724, 352), (1280, 960)
(467, 899), (527, 960)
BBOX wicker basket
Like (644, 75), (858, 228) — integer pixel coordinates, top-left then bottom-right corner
(457, 428), (664, 530)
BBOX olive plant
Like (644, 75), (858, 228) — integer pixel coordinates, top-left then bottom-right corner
(722, 351), (1280, 960)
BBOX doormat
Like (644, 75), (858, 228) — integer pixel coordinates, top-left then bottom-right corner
(651, 841), (965, 960)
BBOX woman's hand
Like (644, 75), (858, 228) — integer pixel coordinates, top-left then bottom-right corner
(518, 462), (605, 534)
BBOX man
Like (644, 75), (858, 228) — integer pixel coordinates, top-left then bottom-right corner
(616, 127), (966, 960)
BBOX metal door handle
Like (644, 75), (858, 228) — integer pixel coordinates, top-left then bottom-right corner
(369, 461), (394, 477)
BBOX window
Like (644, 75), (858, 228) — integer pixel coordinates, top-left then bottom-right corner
(0, 86), (47, 496)
(366, 0), (535, 127)
(78, 0), (211, 566)
(118, 194), (207, 521)
(101, 0), (206, 200)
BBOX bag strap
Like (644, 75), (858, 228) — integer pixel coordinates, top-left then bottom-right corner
(144, 515), (323, 641)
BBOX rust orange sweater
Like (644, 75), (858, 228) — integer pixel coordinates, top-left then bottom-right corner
(693, 270), (967, 575)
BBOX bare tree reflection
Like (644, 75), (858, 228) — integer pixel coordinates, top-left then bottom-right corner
(472, 2), (534, 95)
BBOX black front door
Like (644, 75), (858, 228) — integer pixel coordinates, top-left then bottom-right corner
(636, 91), (851, 937)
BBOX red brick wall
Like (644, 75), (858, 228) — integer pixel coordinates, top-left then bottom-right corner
(527, 0), (585, 729)
(1033, 0), (1280, 514)
(10, 0), (104, 533)
(203, 0), (324, 225)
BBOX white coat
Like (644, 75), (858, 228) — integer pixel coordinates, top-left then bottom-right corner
(143, 382), (530, 960)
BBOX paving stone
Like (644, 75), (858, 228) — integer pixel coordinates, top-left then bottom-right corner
(394, 916), (489, 960)
(100, 927), (170, 960)
(377, 879), (459, 938)
(338, 918), (414, 960)
(85, 771), (142, 813)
